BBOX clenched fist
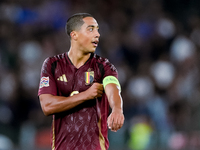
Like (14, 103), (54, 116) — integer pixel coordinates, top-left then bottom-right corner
(85, 83), (104, 100)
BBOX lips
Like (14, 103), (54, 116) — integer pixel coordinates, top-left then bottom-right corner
(92, 40), (99, 47)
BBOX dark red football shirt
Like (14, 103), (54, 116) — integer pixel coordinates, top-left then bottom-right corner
(38, 52), (118, 150)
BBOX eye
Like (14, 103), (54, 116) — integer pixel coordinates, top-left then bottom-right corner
(89, 28), (93, 32)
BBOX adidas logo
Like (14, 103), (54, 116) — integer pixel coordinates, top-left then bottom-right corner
(57, 74), (67, 82)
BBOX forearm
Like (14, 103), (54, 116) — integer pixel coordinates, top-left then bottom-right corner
(105, 83), (123, 112)
(39, 83), (104, 116)
(39, 91), (89, 116)
(105, 83), (124, 132)
(108, 92), (123, 113)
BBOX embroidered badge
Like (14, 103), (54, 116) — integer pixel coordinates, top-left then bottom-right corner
(40, 77), (49, 88)
(85, 69), (94, 85)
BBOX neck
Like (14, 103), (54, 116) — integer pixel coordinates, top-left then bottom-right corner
(68, 47), (91, 68)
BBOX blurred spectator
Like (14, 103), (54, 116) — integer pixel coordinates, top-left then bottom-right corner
(150, 60), (175, 89)
(128, 115), (153, 150)
(127, 76), (154, 102)
(0, 134), (14, 150)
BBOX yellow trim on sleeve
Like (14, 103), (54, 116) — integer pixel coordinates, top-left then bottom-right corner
(103, 76), (121, 91)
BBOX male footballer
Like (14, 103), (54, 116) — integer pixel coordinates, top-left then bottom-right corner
(38, 13), (124, 150)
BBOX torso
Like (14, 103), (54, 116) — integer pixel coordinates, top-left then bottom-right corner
(38, 52), (118, 150)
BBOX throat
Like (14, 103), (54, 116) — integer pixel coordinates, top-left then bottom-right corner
(74, 62), (85, 69)
(68, 52), (91, 69)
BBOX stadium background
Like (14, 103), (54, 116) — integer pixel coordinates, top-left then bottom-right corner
(0, 0), (200, 149)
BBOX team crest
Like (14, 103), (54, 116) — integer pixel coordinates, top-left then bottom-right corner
(85, 69), (94, 85)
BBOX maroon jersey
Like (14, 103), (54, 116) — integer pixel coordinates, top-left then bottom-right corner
(38, 52), (118, 150)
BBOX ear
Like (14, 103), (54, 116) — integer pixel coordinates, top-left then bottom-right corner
(70, 31), (78, 40)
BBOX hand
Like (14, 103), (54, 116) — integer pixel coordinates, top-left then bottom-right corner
(85, 83), (104, 100)
(107, 108), (124, 132)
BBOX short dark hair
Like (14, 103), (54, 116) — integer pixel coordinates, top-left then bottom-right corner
(65, 13), (93, 37)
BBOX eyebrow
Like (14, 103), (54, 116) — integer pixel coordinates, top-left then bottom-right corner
(87, 25), (99, 29)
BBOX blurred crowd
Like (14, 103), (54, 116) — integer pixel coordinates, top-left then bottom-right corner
(0, 0), (200, 150)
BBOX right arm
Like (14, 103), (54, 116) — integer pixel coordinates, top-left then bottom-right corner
(39, 83), (103, 116)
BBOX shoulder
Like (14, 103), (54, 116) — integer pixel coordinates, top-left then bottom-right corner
(93, 53), (117, 72)
(43, 52), (67, 65)
(93, 53), (110, 64)
(41, 52), (67, 73)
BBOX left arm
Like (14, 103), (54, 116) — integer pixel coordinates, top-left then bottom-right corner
(104, 83), (124, 132)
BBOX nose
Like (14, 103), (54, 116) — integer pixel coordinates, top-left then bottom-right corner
(95, 30), (100, 38)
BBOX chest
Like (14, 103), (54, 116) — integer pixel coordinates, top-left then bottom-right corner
(53, 62), (103, 96)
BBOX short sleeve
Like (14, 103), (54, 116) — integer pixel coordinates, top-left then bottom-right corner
(38, 58), (57, 96)
(103, 58), (118, 79)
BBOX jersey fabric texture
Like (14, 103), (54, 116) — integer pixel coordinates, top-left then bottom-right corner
(38, 52), (118, 150)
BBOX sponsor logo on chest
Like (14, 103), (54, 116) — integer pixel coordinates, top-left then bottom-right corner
(57, 74), (67, 82)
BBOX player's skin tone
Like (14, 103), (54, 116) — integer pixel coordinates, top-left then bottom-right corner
(39, 17), (124, 132)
